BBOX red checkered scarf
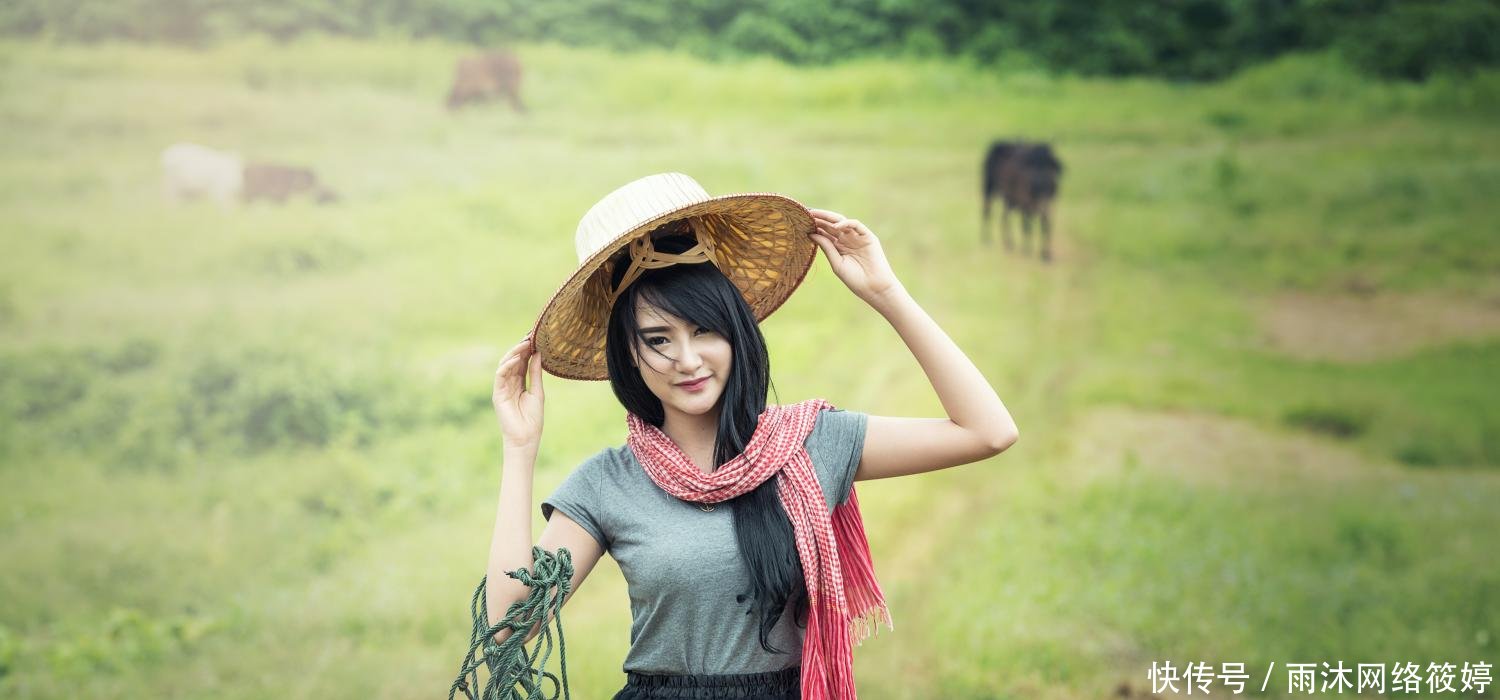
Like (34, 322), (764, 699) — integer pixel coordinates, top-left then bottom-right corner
(625, 398), (893, 699)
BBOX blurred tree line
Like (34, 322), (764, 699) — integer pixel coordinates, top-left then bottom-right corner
(3, 0), (1496, 80)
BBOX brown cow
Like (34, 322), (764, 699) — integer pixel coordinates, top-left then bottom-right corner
(982, 140), (1063, 262)
(446, 50), (526, 113)
(242, 163), (338, 204)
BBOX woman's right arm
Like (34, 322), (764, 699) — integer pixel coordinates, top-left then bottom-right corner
(485, 335), (606, 645)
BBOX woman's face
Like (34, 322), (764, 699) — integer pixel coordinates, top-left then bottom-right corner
(632, 299), (732, 419)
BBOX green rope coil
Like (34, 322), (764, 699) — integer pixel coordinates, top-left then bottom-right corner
(449, 546), (574, 700)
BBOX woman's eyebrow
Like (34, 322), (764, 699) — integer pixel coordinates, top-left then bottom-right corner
(638, 326), (671, 333)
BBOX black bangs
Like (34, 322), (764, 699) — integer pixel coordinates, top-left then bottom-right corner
(634, 267), (736, 343)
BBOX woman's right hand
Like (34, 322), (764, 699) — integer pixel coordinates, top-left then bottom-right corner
(493, 334), (544, 451)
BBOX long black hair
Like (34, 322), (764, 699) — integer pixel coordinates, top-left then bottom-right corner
(603, 222), (810, 653)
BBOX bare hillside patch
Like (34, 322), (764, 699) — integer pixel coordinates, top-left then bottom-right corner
(1062, 407), (1389, 490)
(1255, 291), (1500, 363)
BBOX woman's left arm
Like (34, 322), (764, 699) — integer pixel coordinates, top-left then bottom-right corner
(809, 209), (1019, 482)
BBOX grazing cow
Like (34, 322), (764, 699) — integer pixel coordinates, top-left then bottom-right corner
(242, 163), (339, 204)
(982, 140), (1064, 262)
(446, 50), (526, 113)
(161, 142), (243, 208)
(161, 143), (339, 208)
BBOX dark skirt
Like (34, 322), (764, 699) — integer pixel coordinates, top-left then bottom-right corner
(610, 665), (801, 699)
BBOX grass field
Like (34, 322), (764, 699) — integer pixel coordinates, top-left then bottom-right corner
(0, 36), (1497, 698)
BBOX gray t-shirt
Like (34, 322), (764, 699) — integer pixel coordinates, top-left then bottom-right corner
(540, 407), (869, 675)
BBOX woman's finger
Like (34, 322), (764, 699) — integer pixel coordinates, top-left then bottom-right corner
(808, 208), (844, 222)
(498, 360), (522, 379)
(498, 341), (527, 367)
(815, 219), (846, 236)
(501, 346), (527, 366)
(498, 356), (528, 389)
(527, 352), (543, 399)
(810, 231), (840, 260)
(831, 219), (870, 240)
(815, 225), (855, 252)
(819, 222), (858, 242)
(494, 372), (516, 400)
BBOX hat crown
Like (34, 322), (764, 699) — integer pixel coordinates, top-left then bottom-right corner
(575, 173), (711, 263)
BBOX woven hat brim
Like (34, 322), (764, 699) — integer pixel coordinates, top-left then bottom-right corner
(531, 193), (817, 381)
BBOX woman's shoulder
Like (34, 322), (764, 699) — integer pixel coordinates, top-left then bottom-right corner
(553, 442), (645, 511)
(806, 405), (868, 467)
(808, 404), (866, 439)
(573, 442), (633, 478)
(545, 443), (631, 506)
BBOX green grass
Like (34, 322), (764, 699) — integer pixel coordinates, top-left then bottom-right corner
(0, 36), (1497, 698)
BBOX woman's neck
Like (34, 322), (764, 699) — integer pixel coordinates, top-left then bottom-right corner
(661, 406), (721, 472)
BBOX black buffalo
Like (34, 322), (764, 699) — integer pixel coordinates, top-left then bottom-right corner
(982, 140), (1063, 261)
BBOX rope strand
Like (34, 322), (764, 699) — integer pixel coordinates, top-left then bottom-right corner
(449, 546), (574, 700)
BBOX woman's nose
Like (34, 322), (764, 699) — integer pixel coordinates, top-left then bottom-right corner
(676, 341), (704, 371)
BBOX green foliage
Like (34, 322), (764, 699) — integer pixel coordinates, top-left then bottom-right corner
(1337, 0), (1500, 80)
(4, 0), (1499, 80)
(721, 13), (808, 64)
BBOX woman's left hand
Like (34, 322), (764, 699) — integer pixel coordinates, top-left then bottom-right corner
(808, 209), (904, 306)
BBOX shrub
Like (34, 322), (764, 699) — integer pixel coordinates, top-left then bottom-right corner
(721, 13), (808, 64)
(1282, 404), (1369, 439)
(1338, 0), (1500, 80)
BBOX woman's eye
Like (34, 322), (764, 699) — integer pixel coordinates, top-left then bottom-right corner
(645, 336), (668, 347)
(695, 327), (712, 336)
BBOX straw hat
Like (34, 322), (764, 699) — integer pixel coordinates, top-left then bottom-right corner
(531, 172), (818, 381)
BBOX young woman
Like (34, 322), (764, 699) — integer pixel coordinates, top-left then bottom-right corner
(485, 174), (1018, 699)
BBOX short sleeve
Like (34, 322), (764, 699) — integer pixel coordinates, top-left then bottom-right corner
(807, 408), (869, 508)
(540, 457), (609, 551)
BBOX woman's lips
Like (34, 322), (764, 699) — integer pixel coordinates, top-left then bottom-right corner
(677, 377), (710, 392)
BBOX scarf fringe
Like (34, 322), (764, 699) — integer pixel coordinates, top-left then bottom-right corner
(848, 603), (894, 647)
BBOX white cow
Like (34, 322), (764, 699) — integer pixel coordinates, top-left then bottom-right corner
(160, 142), (243, 207)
